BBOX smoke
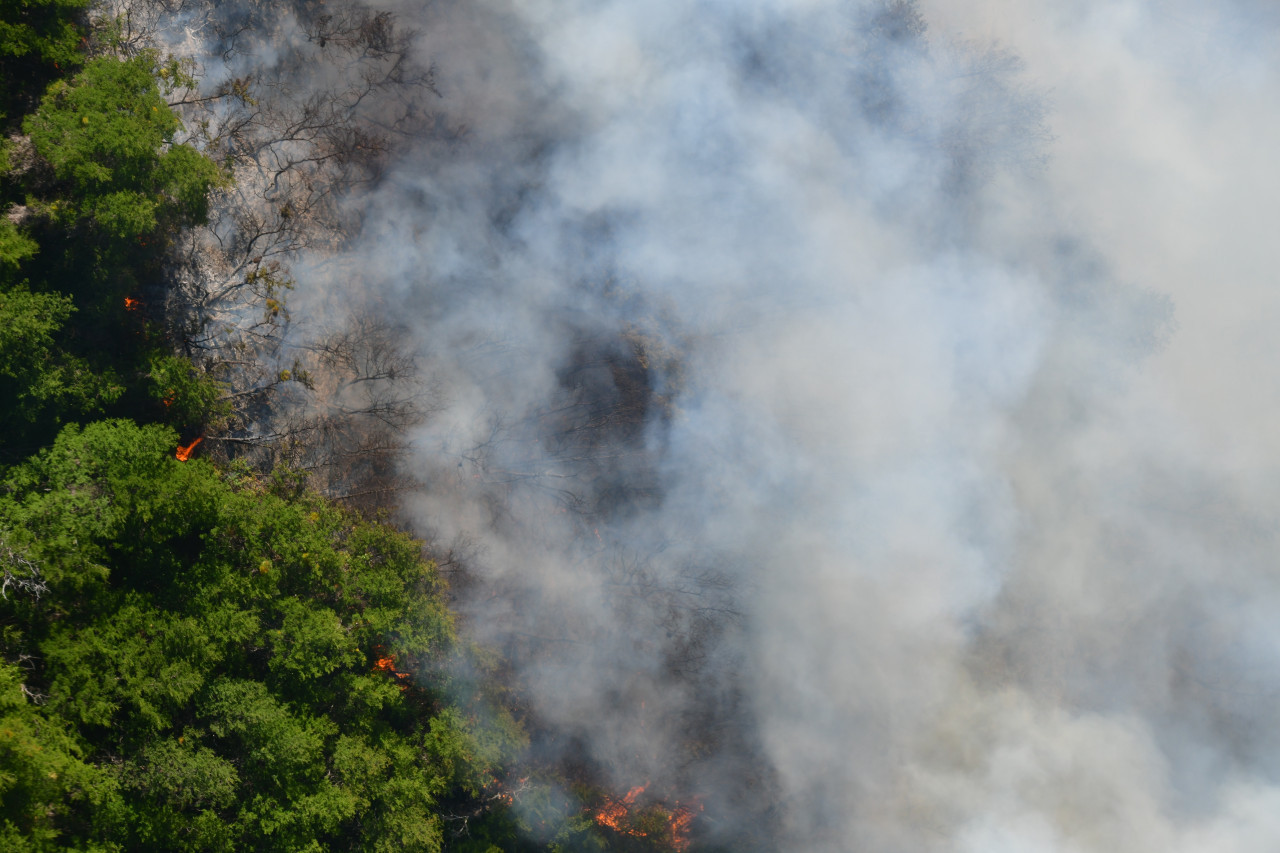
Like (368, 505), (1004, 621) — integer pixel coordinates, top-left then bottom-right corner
(161, 0), (1280, 848)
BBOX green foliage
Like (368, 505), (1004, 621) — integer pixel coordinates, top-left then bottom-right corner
(270, 598), (361, 680)
(86, 190), (157, 238)
(145, 353), (229, 426)
(153, 141), (221, 224)
(26, 56), (179, 186)
(0, 45), (228, 443)
(0, 0), (89, 67)
(0, 221), (37, 274)
(0, 286), (123, 428)
(0, 287), (73, 400)
(24, 55), (225, 237)
(0, 0), (90, 124)
(0, 420), (175, 593)
(0, 658), (118, 852)
(0, 420), (523, 851)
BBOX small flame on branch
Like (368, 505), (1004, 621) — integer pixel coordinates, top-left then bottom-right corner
(175, 436), (203, 461)
(124, 297), (141, 311)
(667, 799), (704, 852)
(483, 774), (527, 807)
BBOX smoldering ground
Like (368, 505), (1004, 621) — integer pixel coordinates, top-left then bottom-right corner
(160, 0), (1280, 849)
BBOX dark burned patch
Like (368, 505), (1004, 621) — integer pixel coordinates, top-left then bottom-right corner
(555, 334), (654, 444)
(530, 327), (680, 521)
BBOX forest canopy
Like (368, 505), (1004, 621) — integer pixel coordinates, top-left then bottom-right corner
(0, 419), (521, 851)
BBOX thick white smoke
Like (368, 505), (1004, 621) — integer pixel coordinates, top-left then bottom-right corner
(170, 0), (1280, 848)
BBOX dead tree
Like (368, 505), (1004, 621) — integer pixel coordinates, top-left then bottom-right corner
(0, 534), (48, 602)
(92, 0), (440, 508)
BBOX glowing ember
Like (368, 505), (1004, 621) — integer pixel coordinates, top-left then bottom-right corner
(175, 436), (203, 461)
(483, 776), (516, 806)
(124, 297), (141, 311)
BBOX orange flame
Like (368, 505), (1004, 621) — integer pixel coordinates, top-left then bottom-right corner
(594, 785), (648, 836)
(592, 785), (702, 850)
(175, 436), (203, 461)
(373, 652), (412, 690)
(668, 798), (704, 852)
(124, 297), (141, 311)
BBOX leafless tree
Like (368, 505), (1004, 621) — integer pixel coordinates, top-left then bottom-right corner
(0, 534), (48, 602)
(158, 0), (432, 353)
(91, 0), (441, 508)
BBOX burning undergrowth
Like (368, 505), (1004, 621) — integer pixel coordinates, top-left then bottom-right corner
(592, 784), (704, 851)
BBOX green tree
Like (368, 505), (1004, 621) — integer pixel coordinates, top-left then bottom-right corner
(0, 286), (122, 435)
(0, 46), (229, 450)
(0, 0), (91, 120)
(24, 55), (224, 238)
(0, 659), (118, 852)
(0, 420), (525, 851)
(0, 221), (37, 274)
(0, 0), (89, 67)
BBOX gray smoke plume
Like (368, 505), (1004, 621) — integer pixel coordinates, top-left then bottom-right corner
(159, 0), (1280, 848)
